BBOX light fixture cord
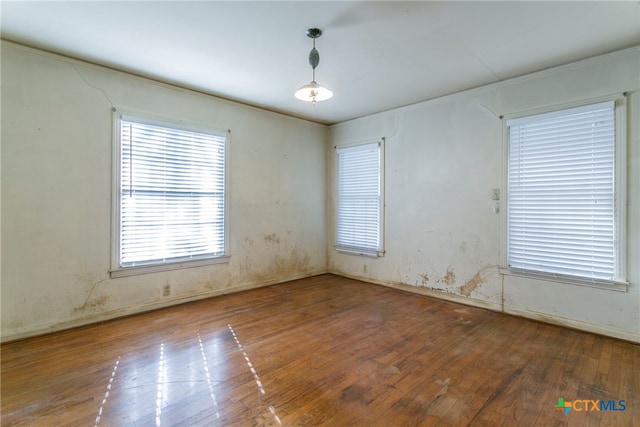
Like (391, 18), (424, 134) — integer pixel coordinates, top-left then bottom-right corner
(312, 37), (317, 81)
(311, 37), (317, 107)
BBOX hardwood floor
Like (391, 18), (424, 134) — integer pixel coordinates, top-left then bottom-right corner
(2, 274), (638, 426)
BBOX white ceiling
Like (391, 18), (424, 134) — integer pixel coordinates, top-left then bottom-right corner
(2, 1), (639, 125)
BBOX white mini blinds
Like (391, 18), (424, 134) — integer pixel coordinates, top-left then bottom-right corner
(117, 115), (226, 269)
(506, 100), (624, 284)
(336, 141), (384, 257)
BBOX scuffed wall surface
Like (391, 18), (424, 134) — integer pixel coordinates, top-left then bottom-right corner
(328, 94), (505, 311)
(2, 41), (638, 344)
(1, 42), (327, 340)
(328, 47), (640, 342)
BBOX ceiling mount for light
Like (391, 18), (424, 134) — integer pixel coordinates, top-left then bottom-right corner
(294, 28), (333, 107)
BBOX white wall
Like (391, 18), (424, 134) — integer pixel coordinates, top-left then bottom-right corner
(328, 47), (640, 343)
(1, 42), (328, 341)
(3, 41), (638, 344)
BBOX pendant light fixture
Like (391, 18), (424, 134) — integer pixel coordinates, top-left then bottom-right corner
(295, 28), (333, 106)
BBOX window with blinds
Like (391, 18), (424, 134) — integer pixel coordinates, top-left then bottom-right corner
(506, 100), (623, 283)
(336, 141), (384, 257)
(116, 115), (227, 271)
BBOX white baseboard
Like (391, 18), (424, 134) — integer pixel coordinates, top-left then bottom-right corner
(503, 304), (640, 344)
(1, 269), (328, 343)
(333, 270), (503, 311)
(332, 270), (640, 344)
(5, 269), (637, 345)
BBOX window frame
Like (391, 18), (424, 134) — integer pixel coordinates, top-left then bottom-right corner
(334, 138), (386, 258)
(500, 95), (627, 291)
(110, 109), (230, 278)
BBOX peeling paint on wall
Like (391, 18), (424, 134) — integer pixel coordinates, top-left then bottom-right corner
(328, 45), (640, 342)
(1, 42), (327, 341)
(459, 265), (493, 297)
(435, 266), (456, 286)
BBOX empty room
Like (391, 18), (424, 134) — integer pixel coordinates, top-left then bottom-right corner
(1, 1), (639, 426)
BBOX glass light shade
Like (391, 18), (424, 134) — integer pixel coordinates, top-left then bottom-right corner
(294, 81), (333, 102)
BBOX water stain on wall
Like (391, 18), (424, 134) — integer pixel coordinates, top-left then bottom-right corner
(271, 247), (311, 276)
(459, 265), (493, 297)
(73, 295), (109, 314)
(73, 275), (110, 315)
(204, 269), (233, 291)
(264, 233), (280, 244)
(419, 273), (430, 285)
(435, 266), (456, 286)
(443, 267), (456, 286)
(244, 245), (312, 285)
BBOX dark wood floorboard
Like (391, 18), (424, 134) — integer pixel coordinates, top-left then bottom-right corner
(1, 274), (638, 426)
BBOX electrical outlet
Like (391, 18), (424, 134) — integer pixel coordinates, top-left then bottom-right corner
(163, 284), (171, 297)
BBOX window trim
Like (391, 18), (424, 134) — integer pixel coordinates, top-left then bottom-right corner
(110, 108), (230, 278)
(500, 95), (628, 291)
(334, 138), (386, 258)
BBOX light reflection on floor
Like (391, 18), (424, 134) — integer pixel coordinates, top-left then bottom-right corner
(197, 333), (220, 419)
(94, 356), (120, 427)
(228, 323), (282, 425)
(92, 329), (280, 425)
(156, 343), (166, 426)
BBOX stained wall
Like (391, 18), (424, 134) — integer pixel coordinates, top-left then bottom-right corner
(328, 47), (640, 342)
(3, 41), (639, 344)
(1, 42), (328, 341)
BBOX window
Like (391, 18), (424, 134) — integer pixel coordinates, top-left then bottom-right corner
(112, 113), (228, 277)
(505, 99), (626, 286)
(336, 140), (384, 257)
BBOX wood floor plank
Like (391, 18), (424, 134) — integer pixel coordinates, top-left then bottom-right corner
(2, 274), (639, 426)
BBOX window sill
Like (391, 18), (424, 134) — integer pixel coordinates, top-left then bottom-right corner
(335, 246), (385, 258)
(110, 255), (230, 278)
(499, 267), (628, 293)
